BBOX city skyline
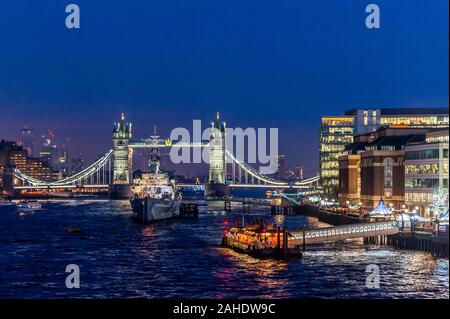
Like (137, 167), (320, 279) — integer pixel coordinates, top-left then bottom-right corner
(0, 0), (448, 177)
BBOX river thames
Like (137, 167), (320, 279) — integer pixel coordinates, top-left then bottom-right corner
(0, 198), (448, 299)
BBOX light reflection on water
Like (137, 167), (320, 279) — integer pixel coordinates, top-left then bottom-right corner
(0, 199), (447, 299)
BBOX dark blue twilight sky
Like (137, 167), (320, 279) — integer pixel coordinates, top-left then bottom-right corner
(0, 0), (448, 176)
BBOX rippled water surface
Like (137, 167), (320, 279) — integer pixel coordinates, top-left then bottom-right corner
(0, 200), (448, 298)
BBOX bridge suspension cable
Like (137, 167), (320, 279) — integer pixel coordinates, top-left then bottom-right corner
(294, 175), (320, 186)
(13, 149), (114, 187)
(225, 150), (320, 187)
(225, 150), (288, 186)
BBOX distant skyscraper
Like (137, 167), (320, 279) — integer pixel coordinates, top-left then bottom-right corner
(40, 130), (58, 170)
(294, 164), (304, 180)
(71, 154), (84, 175)
(20, 126), (34, 157)
(276, 154), (286, 179)
(39, 132), (71, 176)
(56, 145), (69, 176)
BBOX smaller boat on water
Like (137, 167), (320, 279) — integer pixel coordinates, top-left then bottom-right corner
(67, 227), (81, 233)
(16, 201), (42, 212)
(222, 218), (302, 258)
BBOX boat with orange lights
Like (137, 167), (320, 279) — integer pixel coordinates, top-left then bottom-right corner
(222, 218), (302, 258)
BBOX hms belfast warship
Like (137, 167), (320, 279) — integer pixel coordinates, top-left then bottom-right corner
(130, 128), (181, 223)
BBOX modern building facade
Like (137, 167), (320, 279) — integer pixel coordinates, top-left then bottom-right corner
(404, 130), (449, 217)
(319, 116), (355, 196)
(338, 127), (428, 211)
(345, 107), (449, 135)
(322, 107), (449, 198)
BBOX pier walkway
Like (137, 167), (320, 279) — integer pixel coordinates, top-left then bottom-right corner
(207, 197), (272, 206)
(289, 221), (400, 246)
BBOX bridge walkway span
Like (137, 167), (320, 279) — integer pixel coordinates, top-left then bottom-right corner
(289, 221), (400, 246)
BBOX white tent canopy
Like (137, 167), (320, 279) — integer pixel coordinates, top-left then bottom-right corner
(437, 209), (449, 223)
(368, 199), (392, 216)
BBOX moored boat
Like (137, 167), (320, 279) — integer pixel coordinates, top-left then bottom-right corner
(130, 173), (181, 223)
(130, 130), (182, 224)
(222, 218), (302, 258)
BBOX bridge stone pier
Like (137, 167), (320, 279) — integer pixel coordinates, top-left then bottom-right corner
(205, 112), (230, 198)
(109, 113), (133, 199)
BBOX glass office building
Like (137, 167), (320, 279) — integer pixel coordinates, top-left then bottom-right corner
(320, 107), (448, 199)
(345, 107), (449, 135)
(319, 116), (355, 197)
(404, 130), (449, 217)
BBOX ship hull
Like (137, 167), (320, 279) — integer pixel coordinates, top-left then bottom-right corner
(222, 236), (302, 258)
(131, 198), (181, 223)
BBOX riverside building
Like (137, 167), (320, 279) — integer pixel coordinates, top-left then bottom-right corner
(322, 107), (449, 198)
(338, 127), (428, 211)
(1, 140), (59, 195)
(404, 130), (449, 217)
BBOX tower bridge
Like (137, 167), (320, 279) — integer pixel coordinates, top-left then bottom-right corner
(12, 113), (320, 198)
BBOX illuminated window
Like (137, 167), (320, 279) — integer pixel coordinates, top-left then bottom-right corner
(405, 164), (440, 175)
(383, 158), (393, 194)
(405, 149), (439, 160)
(363, 111), (368, 126)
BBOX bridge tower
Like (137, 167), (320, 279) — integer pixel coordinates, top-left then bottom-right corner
(205, 112), (230, 197)
(110, 113), (133, 198)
